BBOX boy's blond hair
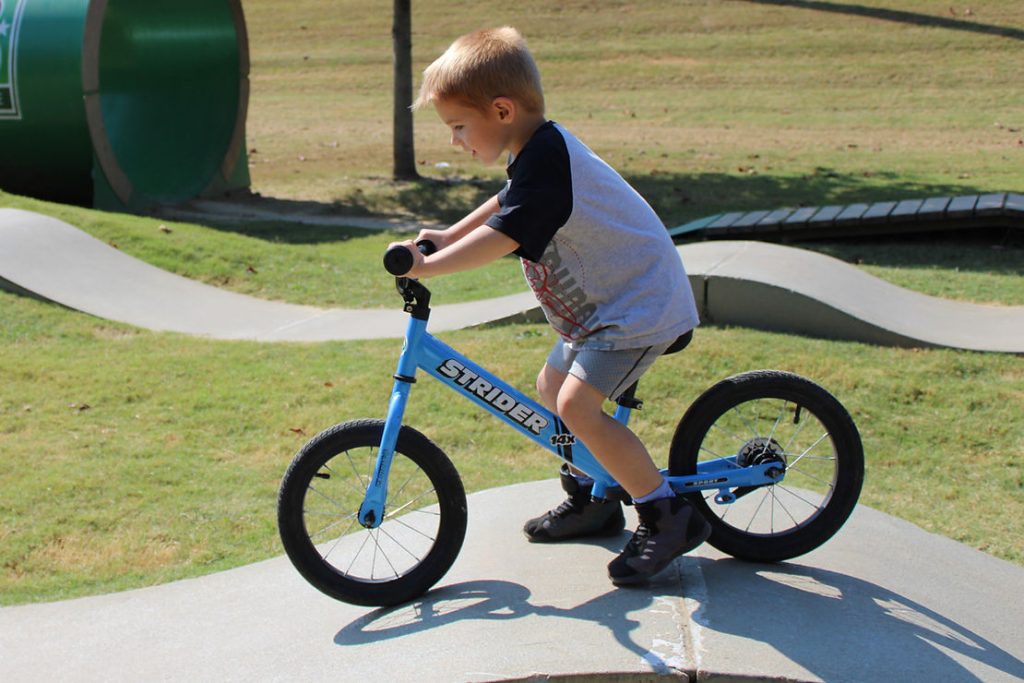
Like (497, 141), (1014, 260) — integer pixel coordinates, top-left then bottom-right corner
(413, 27), (545, 115)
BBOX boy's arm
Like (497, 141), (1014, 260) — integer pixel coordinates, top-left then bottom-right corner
(396, 224), (518, 279)
(416, 194), (502, 249)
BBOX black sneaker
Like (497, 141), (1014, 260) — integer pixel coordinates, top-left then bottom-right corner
(523, 465), (625, 542)
(607, 494), (711, 585)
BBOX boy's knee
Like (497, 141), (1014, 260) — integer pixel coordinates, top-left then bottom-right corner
(536, 364), (565, 412)
(554, 379), (604, 431)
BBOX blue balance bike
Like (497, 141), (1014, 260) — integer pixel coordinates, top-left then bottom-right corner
(277, 243), (864, 606)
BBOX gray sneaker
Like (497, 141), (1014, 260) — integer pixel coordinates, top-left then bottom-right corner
(607, 494), (711, 585)
(524, 466), (625, 542)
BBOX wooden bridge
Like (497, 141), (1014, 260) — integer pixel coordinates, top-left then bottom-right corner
(668, 192), (1024, 241)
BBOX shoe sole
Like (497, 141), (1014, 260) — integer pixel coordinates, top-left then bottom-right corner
(608, 522), (712, 586)
(524, 519), (626, 544)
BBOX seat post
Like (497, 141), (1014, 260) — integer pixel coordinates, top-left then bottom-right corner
(615, 381), (643, 411)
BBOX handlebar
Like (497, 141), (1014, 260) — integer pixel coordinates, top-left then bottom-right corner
(383, 240), (438, 276)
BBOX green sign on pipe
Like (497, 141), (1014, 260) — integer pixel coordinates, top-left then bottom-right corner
(0, 0), (249, 210)
(0, 0), (27, 119)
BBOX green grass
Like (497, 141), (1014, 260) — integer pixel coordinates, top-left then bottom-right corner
(2, 0), (1023, 604)
(1, 288), (1021, 604)
(241, 0), (1024, 224)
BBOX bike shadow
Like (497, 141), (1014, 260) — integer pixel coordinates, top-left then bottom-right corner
(333, 553), (1024, 681)
(333, 548), (688, 673)
(692, 557), (1024, 681)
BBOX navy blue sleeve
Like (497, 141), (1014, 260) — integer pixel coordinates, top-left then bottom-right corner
(485, 123), (573, 262)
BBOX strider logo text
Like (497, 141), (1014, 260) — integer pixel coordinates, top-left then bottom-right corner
(437, 359), (549, 435)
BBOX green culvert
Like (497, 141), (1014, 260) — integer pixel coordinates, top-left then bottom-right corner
(0, 0), (250, 210)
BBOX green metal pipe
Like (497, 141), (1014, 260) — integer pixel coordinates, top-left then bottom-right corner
(0, 0), (249, 210)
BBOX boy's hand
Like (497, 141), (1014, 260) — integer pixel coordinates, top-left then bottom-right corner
(415, 228), (450, 250)
(386, 240), (426, 277)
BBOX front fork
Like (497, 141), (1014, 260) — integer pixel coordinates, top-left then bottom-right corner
(357, 316), (426, 529)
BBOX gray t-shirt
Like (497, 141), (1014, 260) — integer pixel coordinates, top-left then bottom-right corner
(486, 121), (699, 350)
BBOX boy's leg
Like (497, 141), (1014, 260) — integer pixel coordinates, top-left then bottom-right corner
(523, 359), (625, 542)
(554, 347), (710, 584)
(554, 375), (663, 497)
(536, 362), (584, 479)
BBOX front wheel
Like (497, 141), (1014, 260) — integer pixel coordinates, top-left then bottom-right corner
(670, 370), (863, 562)
(277, 419), (467, 606)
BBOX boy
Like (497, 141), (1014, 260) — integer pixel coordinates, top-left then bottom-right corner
(391, 27), (710, 585)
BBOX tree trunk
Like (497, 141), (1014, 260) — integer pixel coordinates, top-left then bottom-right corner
(392, 0), (419, 180)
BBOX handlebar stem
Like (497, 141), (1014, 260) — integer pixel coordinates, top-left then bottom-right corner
(396, 278), (432, 320)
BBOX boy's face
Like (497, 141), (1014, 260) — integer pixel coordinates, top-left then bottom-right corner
(434, 97), (512, 166)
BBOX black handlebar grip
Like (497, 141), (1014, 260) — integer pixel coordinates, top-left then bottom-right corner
(383, 240), (438, 276)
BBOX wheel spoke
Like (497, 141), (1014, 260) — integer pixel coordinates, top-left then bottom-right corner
(379, 522), (430, 560)
(786, 464), (836, 490)
(386, 486), (439, 519)
(307, 482), (352, 511)
(368, 528), (401, 580)
(339, 524), (373, 569)
(764, 400), (786, 446)
(308, 512), (358, 541)
(781, 409), (809, 455)
(342, 448), (369, 491)
(775, 483), (830, 511)
(770, 486), (802, 529)
(709, 418), (750, 445)
(787, 430), (832, 469)
(743, 487), (771, 532)
(731, 401), (762, 442)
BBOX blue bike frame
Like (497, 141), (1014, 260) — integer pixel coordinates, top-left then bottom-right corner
(357, 304), (783, 529)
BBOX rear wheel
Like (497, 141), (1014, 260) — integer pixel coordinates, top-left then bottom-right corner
(669, 371), (863, 562)
(278, 419), (467, 606)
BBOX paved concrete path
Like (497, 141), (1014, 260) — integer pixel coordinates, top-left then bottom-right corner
(2, 207), (1022, 351)
(1, 480), (1022, 682)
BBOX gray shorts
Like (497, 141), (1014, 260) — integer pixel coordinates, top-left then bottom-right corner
(546, 339), (674, 400)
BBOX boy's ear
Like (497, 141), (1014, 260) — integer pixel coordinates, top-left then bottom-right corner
(491, 97), (516, 123)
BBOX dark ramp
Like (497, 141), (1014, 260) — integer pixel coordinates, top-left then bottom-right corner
(670, 192), (1024, 241)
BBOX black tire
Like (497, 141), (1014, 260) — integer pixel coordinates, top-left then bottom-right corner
(277, 419), (467, 606)
(670, 370), (863, 562)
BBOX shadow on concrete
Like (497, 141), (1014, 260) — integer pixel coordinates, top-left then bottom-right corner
(334, 575), (688, 675)
(696, 558), (1024, 681)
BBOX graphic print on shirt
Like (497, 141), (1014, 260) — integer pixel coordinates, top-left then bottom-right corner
(522, 240), (598, 341)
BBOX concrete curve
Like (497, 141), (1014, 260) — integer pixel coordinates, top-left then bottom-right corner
(688, 240), (1024, 353)
(0, 208), (539, 341)
(2, 480), (1022, 681)
(1, 208), (1022, 352)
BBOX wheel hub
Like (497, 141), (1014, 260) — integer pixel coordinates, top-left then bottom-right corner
(737, 437), (787, 470)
